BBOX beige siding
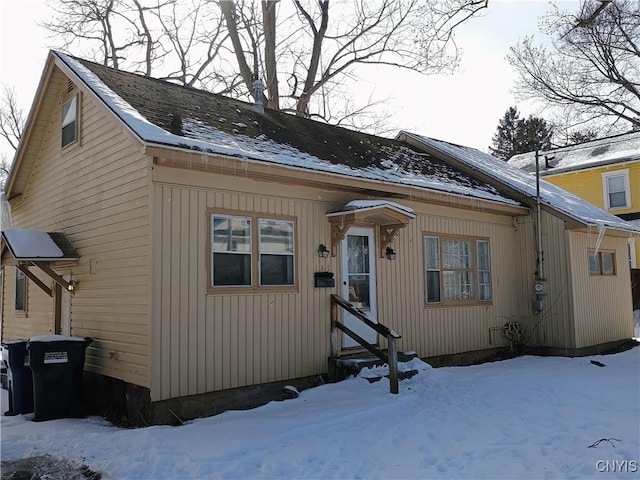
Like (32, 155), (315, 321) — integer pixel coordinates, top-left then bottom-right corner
(513, 211), (575, 349)
(568, 231), (634, 348)
(3, 68), (151, 388)
(151, 166), (526, 401)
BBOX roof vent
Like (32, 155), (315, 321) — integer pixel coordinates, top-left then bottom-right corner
(252, 78), (264, 114)
(66, 79), (75, 93)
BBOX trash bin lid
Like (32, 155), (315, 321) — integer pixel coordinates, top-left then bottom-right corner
(29, 335), (87, 343)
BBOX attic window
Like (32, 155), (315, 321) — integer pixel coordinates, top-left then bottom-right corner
(61, 95), (78, 148)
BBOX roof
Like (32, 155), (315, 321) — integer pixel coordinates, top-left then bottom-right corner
(1, 229), (79, 261)
(38, 51), (518, 208)
(397, 132), (640, 235)
(508, 131), (640, 175)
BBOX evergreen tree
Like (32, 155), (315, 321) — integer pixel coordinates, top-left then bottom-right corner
(489, 107), (553, 160)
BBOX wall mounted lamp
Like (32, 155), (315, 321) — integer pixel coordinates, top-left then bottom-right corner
(318, 244), (330, 258)
(385, 246), (396, 260)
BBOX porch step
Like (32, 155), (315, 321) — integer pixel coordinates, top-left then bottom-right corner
(328, 350), (419, 382)
(363, 369), (420, 384)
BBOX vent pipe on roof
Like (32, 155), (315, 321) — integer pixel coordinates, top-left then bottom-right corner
(0, 192), (12, 232)
(252, 78), (265, 114)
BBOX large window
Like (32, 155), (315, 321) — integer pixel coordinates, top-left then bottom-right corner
(588, 250), (616, 276)
(61, 95), (78, 148)
(424, 235), (492, 304)
(210, 211), (296, 291)
(602, 170), (630, 210)
(15, 268), (27, 312)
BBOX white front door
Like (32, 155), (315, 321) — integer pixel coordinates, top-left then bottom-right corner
(340, 227), (378, 348)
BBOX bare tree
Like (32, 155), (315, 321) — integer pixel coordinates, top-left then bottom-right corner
(508, 0), (640, 135)
(42, 0), (488, 128)
(0, 87), (25, 152)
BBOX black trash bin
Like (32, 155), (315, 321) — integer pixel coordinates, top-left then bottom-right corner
(28, 335), (93, 422)
(2, 340), (34, 416)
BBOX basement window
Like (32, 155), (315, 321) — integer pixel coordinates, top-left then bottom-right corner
(61, 95), (78, 148)
(588, 250), (616, 276)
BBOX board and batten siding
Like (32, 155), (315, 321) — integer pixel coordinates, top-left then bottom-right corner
(4, 67), (152, 388)
(513, 210), (575, 349)
(151, 165), (529, 401)
(568, 231), (634, 349)
(152, 175), (340, 402)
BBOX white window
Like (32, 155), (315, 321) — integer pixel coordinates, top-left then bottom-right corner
(61, 95), (78, 148)
(211, 214), (252, 287)
(602, 170), (630, 210)
(424, 235), (492, 304)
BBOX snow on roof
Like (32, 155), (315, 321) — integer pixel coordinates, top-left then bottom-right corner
(401, 132), (640, 234)
(54, 51), (519, 208)
(327, 200), (417, 219)
(508, 132), (640, 174)
(2, 229), (63, 259)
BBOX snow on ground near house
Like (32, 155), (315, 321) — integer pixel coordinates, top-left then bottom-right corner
(2, 348), (639, 479)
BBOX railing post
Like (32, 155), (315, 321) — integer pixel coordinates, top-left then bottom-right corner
(330, 296), (340, 359)
(387, 334), (399, 394)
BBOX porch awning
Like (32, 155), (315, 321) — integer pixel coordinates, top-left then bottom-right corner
(326, 200), (416, 257)
(2, 229), (79, 262)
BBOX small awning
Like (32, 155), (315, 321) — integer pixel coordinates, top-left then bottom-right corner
(2, 229), (79, 261)
(1, 229), (79, 296)
(326, 200), (416, 257)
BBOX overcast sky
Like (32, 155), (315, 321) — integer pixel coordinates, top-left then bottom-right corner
(0, 0), (579, 163)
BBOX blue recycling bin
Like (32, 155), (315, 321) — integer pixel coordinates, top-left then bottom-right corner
(2, 340), (34, 416)
(28, 335), (92, 422)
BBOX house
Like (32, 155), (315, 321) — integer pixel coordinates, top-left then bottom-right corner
(509, 133), (640, 308)
(2, 51), (638, 425)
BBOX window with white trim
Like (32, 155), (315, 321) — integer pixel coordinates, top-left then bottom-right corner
(210, 212), (296, 290)
(61, 95), (78, 148)
(424, 234), (492, 304)
(588, 250), (616, 276)
(602, 170), (630, 210)
(15, 268), (27, 312)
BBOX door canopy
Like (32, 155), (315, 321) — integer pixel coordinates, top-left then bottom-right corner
(326, 200), (415, 257)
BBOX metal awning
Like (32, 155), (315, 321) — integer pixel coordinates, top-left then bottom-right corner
(326, 200), (416, 257)
(1, 229), (79, 296)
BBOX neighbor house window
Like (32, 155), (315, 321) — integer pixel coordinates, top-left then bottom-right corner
(210, 211), (296, 291)
(602, 170), (630, 210)
(588, 250), (616, 276)
(15, 268), (27, 312)
(61, 95), (78, 148)
(424, 234), (492, 304)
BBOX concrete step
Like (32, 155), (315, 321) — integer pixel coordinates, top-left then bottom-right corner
(328, 350), (419, 381)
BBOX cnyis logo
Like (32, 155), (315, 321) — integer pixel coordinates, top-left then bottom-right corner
(595, 460), (638, 473)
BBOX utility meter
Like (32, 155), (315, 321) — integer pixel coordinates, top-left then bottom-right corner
(534, 280), (546, 294)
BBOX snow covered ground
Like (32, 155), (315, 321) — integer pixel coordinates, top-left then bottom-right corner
(2, 346), (639, 479)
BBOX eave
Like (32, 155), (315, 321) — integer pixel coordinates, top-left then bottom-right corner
(146, 144), (530, 218)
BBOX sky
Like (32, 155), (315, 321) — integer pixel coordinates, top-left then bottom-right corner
(2, 342), (639, 479)
(0, 0), (579, 164)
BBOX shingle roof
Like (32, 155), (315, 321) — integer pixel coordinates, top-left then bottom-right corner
(508, 131), (640, 175)
(56, 51), (517, 206)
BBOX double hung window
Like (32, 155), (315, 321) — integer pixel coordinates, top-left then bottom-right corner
(424, 235), (492, 304)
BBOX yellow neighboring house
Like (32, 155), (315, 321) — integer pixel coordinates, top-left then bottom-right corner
(509, 132), (640, 308)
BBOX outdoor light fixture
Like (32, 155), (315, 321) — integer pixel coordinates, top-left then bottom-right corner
(318, 244), (330, 258)
(385, 247), (397, 260)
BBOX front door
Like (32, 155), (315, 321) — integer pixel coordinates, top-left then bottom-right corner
(340, 227), (377, 348)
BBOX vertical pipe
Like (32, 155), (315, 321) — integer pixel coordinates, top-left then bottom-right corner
(535, 148), (544, 280)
